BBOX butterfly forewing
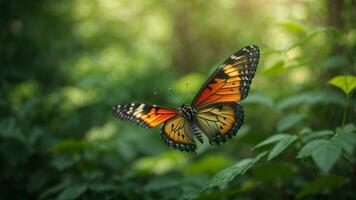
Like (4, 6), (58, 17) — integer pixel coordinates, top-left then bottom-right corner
(196, 102), (244, 144)
(192, 45), (260, 107)
(161, 116), (197, 152)
(112, 103), (178, 128)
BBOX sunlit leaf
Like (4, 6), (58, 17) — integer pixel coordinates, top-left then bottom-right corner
(268, 135), (297, 160)
(278, 22), (306, 34)
(202, 152), (267, 191)
(277, 114), (304, 132)
(262, 60), (285, 76)
(328, 75), (356, 95)
(296, 175), (346, 198)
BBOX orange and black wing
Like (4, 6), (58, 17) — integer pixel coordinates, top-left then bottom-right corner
(112, 103), (178, 128)
(196, 102), (244, 144)
(161, 116), (197, 152)
(192, 45), (260, 107)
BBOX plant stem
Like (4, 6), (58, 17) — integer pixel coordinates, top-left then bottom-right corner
(342, 154), (356, 169)
(341, 94), (351, 127)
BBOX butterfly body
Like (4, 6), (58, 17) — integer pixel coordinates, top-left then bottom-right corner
(113, 45), (260, 152)
(179, 103), (197, 121)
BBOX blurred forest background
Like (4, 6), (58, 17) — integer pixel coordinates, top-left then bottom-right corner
(1, 0), (356, 199)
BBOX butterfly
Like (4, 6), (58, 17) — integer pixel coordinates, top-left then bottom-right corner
(112, 45), (260, 152)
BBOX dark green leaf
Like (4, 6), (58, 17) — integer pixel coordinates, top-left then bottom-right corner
(297, 175), (346, 198)
(268, 135), (297, 160)
(57, 184), (87, 200)
(312, 140), (341, 173)
(297, 139), (325, 158)
(202, 152), (267, 191)
(332, 128), (356, 154)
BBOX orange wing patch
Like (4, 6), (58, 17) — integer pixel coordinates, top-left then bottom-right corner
(192, 45), (259, 107)
(112, 103), (178, 128)
(196, 103), (244, 144)
(161, 116), (197, 152)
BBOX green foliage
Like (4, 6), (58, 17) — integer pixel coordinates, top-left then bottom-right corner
(267, 135), (297, 160)
(296, 175), (347, 198)
(202, 152), (267, 191)
(329, 75), (356, 95)
(277, 114), (304, 132)
(1, 0), (356, 199)
(297, 124), (356, 173)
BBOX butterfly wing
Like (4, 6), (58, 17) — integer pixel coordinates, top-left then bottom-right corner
(192, 45), (260, 107)
(161, 116), (197, 152)
(195, 102), (244, 144)
(112, 103), (178, 128)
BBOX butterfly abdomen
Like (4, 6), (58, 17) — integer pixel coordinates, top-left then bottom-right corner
(191, 123), (204, 143)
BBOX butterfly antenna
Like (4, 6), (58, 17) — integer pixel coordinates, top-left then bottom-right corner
(183, 81), (189, 103)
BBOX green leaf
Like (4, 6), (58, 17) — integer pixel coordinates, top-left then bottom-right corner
(262, 60), (285, 76)
(202, 152), (267, 191)
(328, 75), (356, 95)
(298, 139), (342, 173)
(268, 135), (297, 160)
(296, 175), (346, 198)
(311, 140), (342, 173)
(277, 114), (304, 132)
(278, 22), (306, 34)
(343, 123), (356, 133)
(332, 128), (356, 155)
(302, 130), (334, 143)
(57, 185), (87, 200)
(254, 134), (291, 149)
(297, 139), (325, 158)
(39, 182), (69, 200)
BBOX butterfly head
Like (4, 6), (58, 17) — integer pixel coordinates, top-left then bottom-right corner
(180, 103), (188, 109)
(179, 103), (196, 120)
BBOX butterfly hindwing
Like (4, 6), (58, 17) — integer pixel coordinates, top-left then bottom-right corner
(112, 103), (178, 128)
(192, 45), (259, 107)
(161, 116), (197, 152)
(196, 102), (244, 144)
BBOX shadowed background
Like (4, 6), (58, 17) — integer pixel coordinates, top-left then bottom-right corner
(1, 0), (356, 199)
